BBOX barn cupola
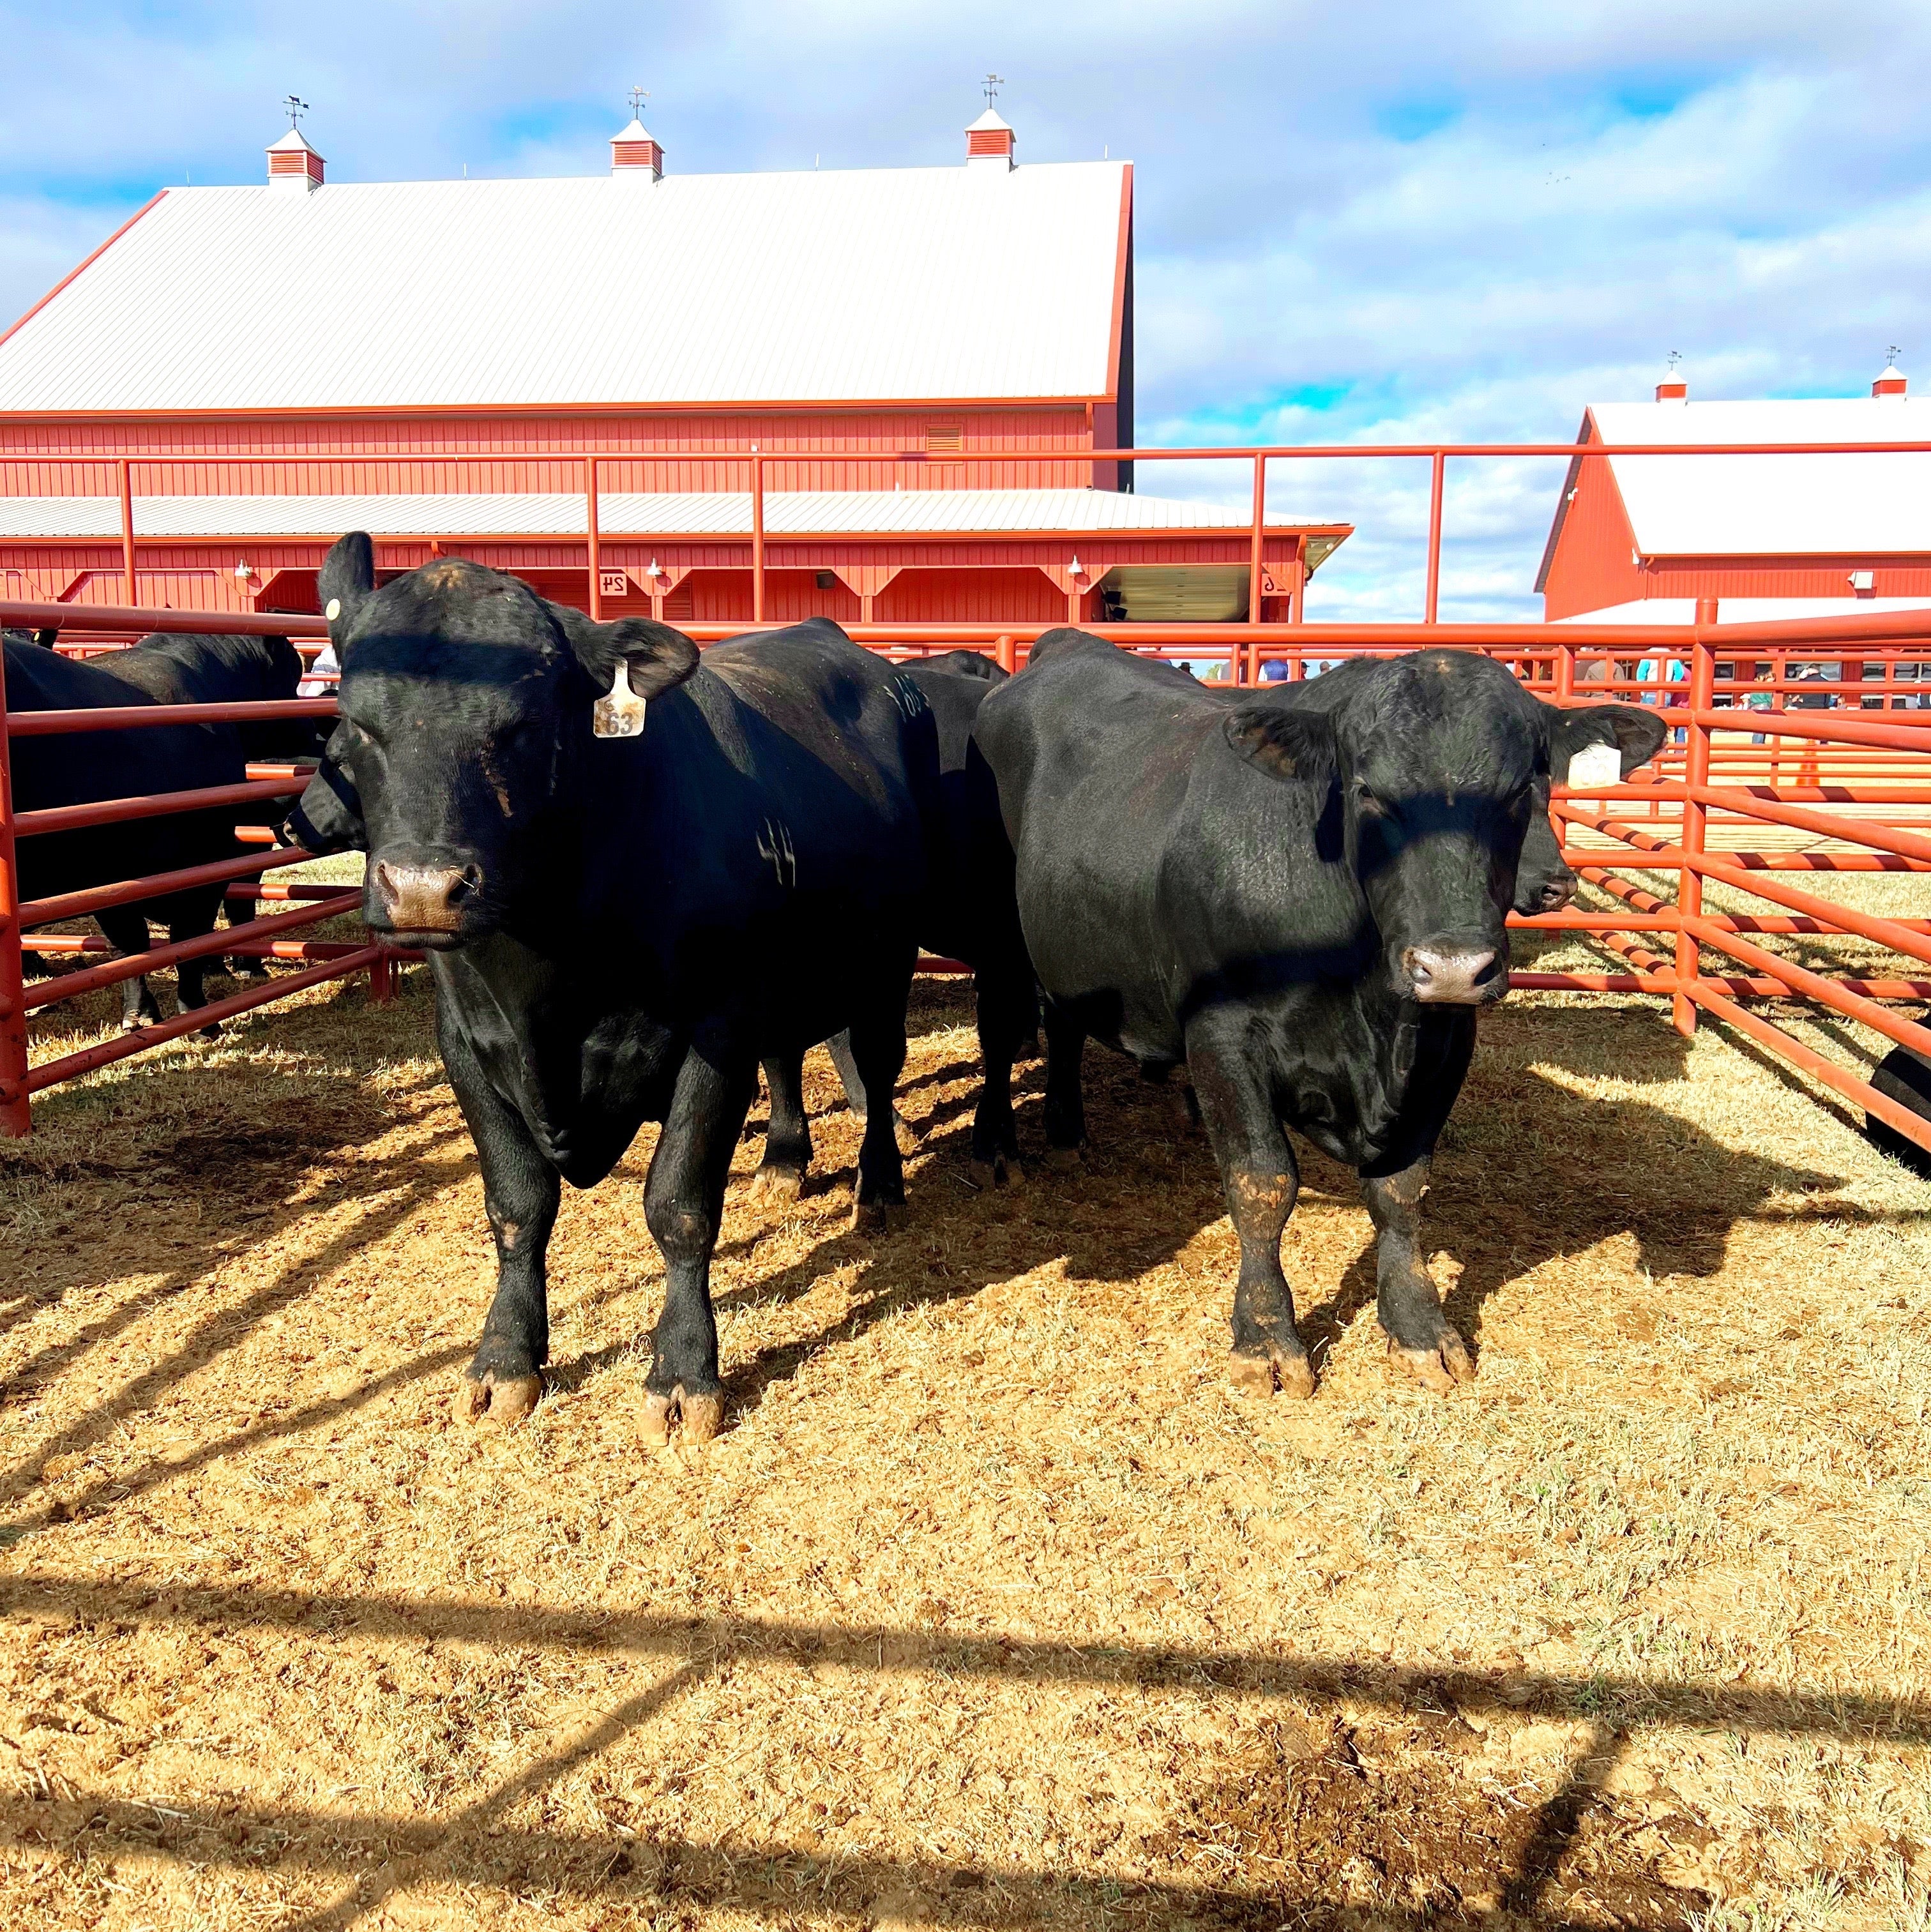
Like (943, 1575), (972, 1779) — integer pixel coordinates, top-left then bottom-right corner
(1873, 353), (1907, 398)
(966, 108), (1016, 169)
(610, 116), (665, 179)
(966, 76), (1015, 170)
(1655, 355), (1687, 402)
(266, 123), (325, 192)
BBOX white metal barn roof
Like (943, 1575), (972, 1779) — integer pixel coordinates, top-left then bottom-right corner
(1554, 596), (1931, 625)
(1583, 399), (1931, 557)
(0, 161), (1130, 412)
(0, 487), (1261, 541)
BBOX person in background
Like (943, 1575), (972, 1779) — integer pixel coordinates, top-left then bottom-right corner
(297, 640), (340, 698)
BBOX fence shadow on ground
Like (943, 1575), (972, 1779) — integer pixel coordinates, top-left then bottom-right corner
(2, 1571), (1923, 1931)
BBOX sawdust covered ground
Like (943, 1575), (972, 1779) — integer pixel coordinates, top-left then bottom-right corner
(1, 958), (1928, 1932)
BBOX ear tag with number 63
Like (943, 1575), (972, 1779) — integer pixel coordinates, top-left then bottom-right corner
(593, 663), (649, 739)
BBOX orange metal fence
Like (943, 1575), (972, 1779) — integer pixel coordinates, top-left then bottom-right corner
(0, 600), (396, 1137)
(12, 435), (1931, 626)
(3, 584), (1928, 1160)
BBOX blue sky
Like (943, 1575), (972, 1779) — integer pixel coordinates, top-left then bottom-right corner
(2, 0), (1927, 618)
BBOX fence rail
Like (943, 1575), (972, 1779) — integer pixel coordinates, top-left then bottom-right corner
(3, 587), (1928, 1159)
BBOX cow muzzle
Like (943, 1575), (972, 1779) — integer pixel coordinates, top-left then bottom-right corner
(370, 859), (481, 943)
(1533, 866), (1579, 914)
(1400, 944), (1505, 1006)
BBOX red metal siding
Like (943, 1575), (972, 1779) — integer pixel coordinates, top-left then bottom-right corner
(0, 406), (1105, 497)
(1644, 557), (1931, 600)
(1541, 450), (1642, 619)
(875, 567), (1063, 624)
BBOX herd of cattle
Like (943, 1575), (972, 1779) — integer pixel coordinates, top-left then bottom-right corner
(9, 532), (1678, 1438)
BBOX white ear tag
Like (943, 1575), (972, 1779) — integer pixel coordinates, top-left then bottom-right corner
(593, 663), (649, 739)
(1566, 743), (1621, 789)
(324, 598), (342, 621)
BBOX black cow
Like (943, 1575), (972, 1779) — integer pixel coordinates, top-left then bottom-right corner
(975, 631), (1665, 1398)
(292, 535), (934, 1439)
(3, 640), (259, 1030)
(1251, 653), (1609, 920)
(1868, 1044), (1931, 1177)
(97, 631), (326, 762)
(757, 648), (1038, 1192)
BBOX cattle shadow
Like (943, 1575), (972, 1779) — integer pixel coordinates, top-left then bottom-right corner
(604, 985), (1912, 1426)
(0, 979), (474, 1529)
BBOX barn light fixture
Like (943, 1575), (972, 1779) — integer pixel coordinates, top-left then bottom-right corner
(234, 558), (255, 582)
(1069, 554), (1085, 579)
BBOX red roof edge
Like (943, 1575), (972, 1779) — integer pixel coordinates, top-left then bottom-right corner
(0, 190), (170, 356)
(1105, 163), (1133, 401)
(1533, 409), (1596, 594)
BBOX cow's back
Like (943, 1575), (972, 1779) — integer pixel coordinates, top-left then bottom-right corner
(3, 640), (246, 905)
(977, 635), (1225, 1055)
(574, 619), (933, 1049)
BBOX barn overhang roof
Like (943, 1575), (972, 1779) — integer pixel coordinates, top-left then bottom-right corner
(0, 487), (1349, 562)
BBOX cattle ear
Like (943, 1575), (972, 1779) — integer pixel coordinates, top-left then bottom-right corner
(557, 610), (700, 738)
(1549, 701), (1668, 779)
(319, 532), (376, 642)
(1223, 704), (1338, 787)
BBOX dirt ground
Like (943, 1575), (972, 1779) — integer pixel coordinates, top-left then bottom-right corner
(2, 929), (1928, 1931)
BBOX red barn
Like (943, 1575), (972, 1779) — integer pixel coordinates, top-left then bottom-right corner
(1538, 363), (1931, 626)
(0, 107), (1347, 625)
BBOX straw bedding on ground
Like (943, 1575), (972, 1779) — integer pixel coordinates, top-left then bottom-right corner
(1, 913), (1927, 1931)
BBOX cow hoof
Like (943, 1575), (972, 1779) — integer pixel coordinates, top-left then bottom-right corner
(121, 1016), (148, 1035)
(1386, 1329), (1476, 1395)
(640, 1384), (725, 1446)
(967, 1153), (1026, 1191)
(454, 1370), (543, 1428)
(851, 1196), (905, 1235)
(746, 1164), (804, 1206)
(892, 1110), (920, 1156)
(1227, 1343), (1316, 1401)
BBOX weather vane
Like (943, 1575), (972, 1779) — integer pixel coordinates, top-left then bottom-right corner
(1666, 349), (1683, 374)
(1889, 344), (1904, 366)
(983, 73), (1004, 109)
(629, 84), (649, 119)
(284, 95), (308, 130)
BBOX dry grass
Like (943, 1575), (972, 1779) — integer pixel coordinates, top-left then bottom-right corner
(1, 907), (1928, 1931)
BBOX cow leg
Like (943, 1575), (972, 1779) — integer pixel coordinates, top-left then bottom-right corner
(441, 1014), (561, 1428)
(751, 1051), (812, 1205)
(1186, 1019), (1315, 1400)
(641, 1045), (757, 1445)
(96, 908), (162, 1031)
(828, 1027), (918, 1155)
(169, 921), (223, 1038)
(1359, 1158), (1475, 1394)
(969, 969), (1035, 1188)
(847, 1002), (910, 1232)
(1041, 998), (1087, 1166)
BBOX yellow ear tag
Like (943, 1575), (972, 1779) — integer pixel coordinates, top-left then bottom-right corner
(593, 663), (649, 739)
(324, 598), (342, 621)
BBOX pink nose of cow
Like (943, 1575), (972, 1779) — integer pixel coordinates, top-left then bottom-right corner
(1402, 946), (1500, 1004)
(372, 861), (476, 933)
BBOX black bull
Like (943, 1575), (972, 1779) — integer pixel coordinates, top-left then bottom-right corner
(975, 630), (1665, 1400)
(293, 536), (935, 1439)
